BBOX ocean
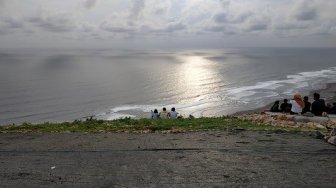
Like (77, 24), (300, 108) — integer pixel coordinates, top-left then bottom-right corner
(1, 47), (336, 124)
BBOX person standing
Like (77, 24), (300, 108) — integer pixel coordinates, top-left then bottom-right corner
(302, 96), (311, 114)
(311, 93), (326, 116)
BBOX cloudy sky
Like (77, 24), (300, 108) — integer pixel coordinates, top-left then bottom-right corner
(0, 0), (336, 49)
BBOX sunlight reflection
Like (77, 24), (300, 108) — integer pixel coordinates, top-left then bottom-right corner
(176, 55), (220, 103)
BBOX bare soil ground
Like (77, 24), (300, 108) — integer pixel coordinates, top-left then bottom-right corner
(0, 131), (335, 187)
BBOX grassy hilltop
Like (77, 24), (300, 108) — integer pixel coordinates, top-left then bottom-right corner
(0, 116), (321, 133)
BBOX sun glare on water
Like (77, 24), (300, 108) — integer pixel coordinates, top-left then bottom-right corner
(176, 55), (221, 103)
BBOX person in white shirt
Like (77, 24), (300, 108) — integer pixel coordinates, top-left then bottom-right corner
(168, 107), (179, 119)
(290, 94), (305, 114)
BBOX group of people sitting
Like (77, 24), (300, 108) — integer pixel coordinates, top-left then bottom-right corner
(151, 107), (180, 119)
(270, 93), (336, 116)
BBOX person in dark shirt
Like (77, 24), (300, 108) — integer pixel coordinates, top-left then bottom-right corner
(270, 100), (280, 112)
(302, 96), (311, 114)
(326, 103), (332, 114)
(280, 99), (290, 113)
(311, 93), (326, 116)
(331, 102), (336, 114)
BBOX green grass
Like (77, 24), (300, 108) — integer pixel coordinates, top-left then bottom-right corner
(0, 117), (321, 133)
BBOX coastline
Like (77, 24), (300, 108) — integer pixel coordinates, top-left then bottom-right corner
(106, 83), (336, 119)
(315, 82), (336, 103)
(1, 83), (335, 126)
(232, 82), (336, 116)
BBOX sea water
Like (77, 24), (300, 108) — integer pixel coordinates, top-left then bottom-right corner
(1, 48), (336, 124)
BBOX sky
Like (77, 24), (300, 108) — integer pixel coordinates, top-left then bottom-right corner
(0, 0), (336, 49)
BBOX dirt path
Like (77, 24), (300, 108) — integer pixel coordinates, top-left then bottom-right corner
(0, 131), (335, 187)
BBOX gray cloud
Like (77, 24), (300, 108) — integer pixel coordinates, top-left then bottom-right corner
(100, 20), (136, 34)
(275, 22), (309, 30)
(0, 29), (8, 35)
(214, 12), (250, 24)
(27, 14), (76, 33)
(245, 23), (267, 32)
(206, 25), (225, 32)
(213, 13), (227, 23)
(0, 17), (24, 35)
(295, 8), (318, 21)
(163, 22), (186, 32)
(220, 0), (230, 7)
(80, 23), (96, 33)
(102, 26), (135, 33)
(211, 7), (266, 34)
(2, 17), (24, 29)
(145, 22), (187, 34)
(101, 20), (186, 36)
(0, 0), (336, 48)
(205, 25), (237, 35)
(83, 0), (97, 9)
(129, 0), (146, 19)
(153, 7), (166, 15)
(292, 1), (319, 21)
(149, 1), (171, 16)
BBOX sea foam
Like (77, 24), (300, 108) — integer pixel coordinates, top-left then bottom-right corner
(96, 67), (336, 120)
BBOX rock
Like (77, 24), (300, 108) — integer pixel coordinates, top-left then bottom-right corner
(327, 136), (336, 145)
(326, 121), (336, 129)
(293, 116), (310, 123)
(305, 122), (315, 129)
(277, 115), (288, 121)
(264, 119), (273, 125)
(315, 124), (326, 129)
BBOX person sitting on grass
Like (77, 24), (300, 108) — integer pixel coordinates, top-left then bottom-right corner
(290, 94), (305, 115)
(151, 109), (159, 119)
(270, 101), (280, 112)
(168, 107), (179, 119)
(159, 107), (169, 119)
(302, 96), (311, 114)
